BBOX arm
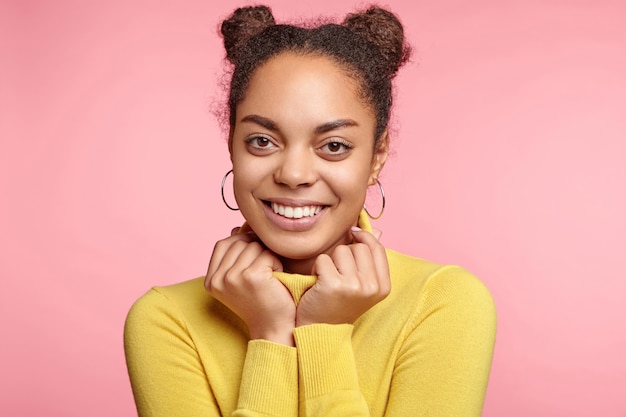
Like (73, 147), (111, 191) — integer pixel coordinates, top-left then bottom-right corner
(204, 229), (299, 416)
(294, 323), (369, 416)
(236, 339), (298, 416)
(124, 289), (222, 417)
(291, 264), (496, 417)
(384, 267), (497, 416)
(294, 227), (390, 416)
(124, 288), (299, 417)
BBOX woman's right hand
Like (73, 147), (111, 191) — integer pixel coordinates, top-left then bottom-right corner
(205, 228), (296, 346)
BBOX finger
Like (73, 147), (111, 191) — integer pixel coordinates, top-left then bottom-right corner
(312, 253), (339, 281)
(216, 240), (264, 282)
(371, 227), (382, 240)
(206, 237), (238, 285)
(206, 239), (248, 291)
(351, 227), (390, 288)
(205, 234), (258, 288)
(214, 242), (272, 294)
(349, 242), (376, 277)
(351, 226), (384, 252)
(248, 249), (284, 274)
(329, 244), (358, 279)
(232, 225), (258, 242)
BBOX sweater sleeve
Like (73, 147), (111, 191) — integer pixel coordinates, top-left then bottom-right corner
(293, 324), (370, 416)
(124, 288), (298, 417)
(236, 340), (298, 416)
(384, 266), (497, 417)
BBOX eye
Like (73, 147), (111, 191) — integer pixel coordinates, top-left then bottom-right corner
(318, 139), (353, 159)
(245, 135), (277, 154)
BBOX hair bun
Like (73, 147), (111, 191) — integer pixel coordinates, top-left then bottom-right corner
(221, 6), (276, 63)
(343, 7), (411, 77)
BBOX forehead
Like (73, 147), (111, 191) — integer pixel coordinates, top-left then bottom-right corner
(237, 52), (375, 127)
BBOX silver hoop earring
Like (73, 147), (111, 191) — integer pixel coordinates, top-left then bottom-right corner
(363, 179), (385, 220)
(221, 169), (239, 211)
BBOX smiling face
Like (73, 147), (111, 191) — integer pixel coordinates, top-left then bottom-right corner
(230, 52), (388, 274)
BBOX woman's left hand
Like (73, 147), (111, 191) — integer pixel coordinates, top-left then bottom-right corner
(296, 227), (390, 327)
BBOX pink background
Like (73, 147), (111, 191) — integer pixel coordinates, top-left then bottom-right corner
(2, 0), (625, 415)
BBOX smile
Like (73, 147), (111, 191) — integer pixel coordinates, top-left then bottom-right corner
(271, 202), (323, 219)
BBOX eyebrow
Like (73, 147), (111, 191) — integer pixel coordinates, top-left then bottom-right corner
(240, 115), (278, 131)
(314, 119), (358, 134)
(240, 114), (358, 134)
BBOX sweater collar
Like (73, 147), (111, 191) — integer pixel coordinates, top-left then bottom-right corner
(240, 209), (373, 305)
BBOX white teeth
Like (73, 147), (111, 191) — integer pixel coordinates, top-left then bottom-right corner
(271, 203), (323, 219)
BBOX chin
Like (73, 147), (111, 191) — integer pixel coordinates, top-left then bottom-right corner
(242, 206), (356, 263)
(261, 235), (327, 260)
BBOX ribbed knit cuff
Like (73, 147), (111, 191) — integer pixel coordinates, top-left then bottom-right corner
(293, 323), (358, 399)
(237, 340), (298, 416)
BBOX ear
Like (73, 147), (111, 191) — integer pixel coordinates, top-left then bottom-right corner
(228, 127), (234, 160)
(368, 130), (390, 185)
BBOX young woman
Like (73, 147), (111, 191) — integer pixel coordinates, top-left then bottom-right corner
(124, 5), (496, 417)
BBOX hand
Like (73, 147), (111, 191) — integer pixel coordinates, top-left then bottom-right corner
(296, 227), (390, 327)
(205, 228), (296, 346)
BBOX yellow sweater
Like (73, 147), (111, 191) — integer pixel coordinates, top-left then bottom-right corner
(124, 215), (496, 416)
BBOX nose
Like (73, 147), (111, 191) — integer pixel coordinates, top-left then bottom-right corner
(274, 145), (317, 189)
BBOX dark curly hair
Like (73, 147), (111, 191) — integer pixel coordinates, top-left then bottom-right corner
(220, 5), (411, 144)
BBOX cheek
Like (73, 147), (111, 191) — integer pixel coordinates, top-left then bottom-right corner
(231, 161), (259, 205)
(323, 163), (371, 203)
(231, 150), (264, 189)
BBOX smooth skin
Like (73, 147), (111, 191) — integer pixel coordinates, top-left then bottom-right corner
(205, 52), (390, 346)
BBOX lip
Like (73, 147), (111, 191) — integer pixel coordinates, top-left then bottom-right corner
(263, 197), (327, 207)
(261, 199), (328, 232)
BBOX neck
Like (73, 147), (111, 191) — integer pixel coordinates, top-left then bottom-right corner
(278, 256), (316, 276)
(277, 231), (355, 276)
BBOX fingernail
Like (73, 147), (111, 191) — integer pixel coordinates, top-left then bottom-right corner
(351, 226), (362, 232)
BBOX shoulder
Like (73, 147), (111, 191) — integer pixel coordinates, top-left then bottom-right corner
(124, 278), (205, 336)
(126, 277), (206, 319)
(124, 277), (245, 345)
(385, 249), (497, 325)
(125, 277), (226, 339)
